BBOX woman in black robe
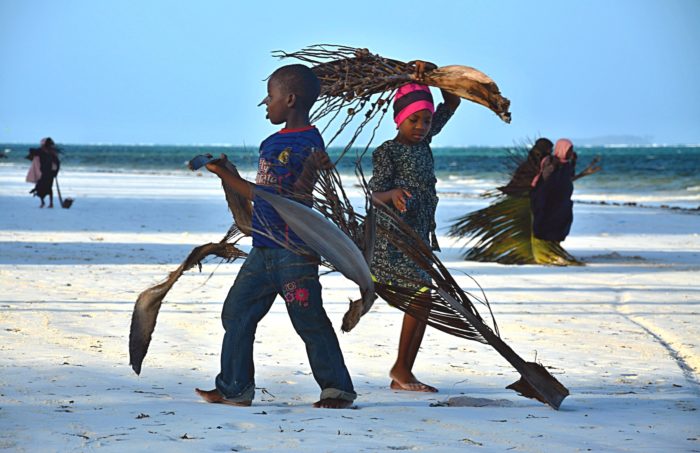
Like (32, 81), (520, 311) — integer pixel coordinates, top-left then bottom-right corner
(530, 138), (576, 242)
(30, 137), (60, 208)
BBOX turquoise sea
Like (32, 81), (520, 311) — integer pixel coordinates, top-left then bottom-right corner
(1, 143), (698, 209)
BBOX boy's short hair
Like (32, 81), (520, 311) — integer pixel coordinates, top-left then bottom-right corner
(270, 64), (321, 111)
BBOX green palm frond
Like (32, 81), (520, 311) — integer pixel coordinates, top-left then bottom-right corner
(449, 194), (582, 266)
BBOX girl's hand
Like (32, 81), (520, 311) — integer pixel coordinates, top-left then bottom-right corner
(409, 60), (438, 80)
(391, 188), (412, 213)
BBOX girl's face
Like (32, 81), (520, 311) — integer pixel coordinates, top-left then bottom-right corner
(396, 109), (433, 145)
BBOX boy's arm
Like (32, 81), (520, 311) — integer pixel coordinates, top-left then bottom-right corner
(206, 154), (254, 200)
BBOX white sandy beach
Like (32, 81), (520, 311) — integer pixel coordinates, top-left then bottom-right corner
(0, 166), (698, 452)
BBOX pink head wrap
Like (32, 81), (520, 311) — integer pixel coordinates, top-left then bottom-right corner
(553, 139), (573, 163)
(531, 138), (575, 187)
(393, 83), (434, 126)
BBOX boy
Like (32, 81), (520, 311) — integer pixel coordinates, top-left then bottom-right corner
(195, 64), (357, 409)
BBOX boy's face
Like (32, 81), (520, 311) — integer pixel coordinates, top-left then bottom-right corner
(262, 78), (293, 125)
(397, 109), (433, 144)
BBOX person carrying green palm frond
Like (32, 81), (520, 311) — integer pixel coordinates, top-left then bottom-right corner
(449, 138), (601, 265)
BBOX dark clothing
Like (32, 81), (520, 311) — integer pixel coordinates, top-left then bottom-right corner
(252, 126), (324, 248)
(531, 161), (575, 242)
(215, 247), (356, 403)
(501, 151), (547, 196)
(368, 103), (453, 289)
(31, 149), (60, 199)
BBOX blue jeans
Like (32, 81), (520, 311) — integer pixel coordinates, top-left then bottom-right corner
(215, 247), (356, 403)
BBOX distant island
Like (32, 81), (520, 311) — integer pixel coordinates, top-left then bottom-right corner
(572, 135), (654, 146)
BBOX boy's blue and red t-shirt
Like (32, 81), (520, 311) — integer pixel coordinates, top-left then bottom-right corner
(252, 125), (324, 248)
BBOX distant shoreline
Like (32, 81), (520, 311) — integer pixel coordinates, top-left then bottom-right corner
(575, 199), (700, 214)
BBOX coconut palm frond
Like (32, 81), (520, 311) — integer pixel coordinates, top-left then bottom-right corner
(274, 44), (511, 151)
(364, 202), (499, 339)
(129, 225), (248, 375)
(365, 203), (569, 409)
(449, 195), (582, 266)
(220, 161), (253, 235)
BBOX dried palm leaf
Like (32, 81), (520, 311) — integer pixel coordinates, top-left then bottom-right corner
(366, 202), (569, 409)
(273, 44), (510, 154)
(252, 187), (375, 314)
(130, 169), (376, 374)
(275, 45), (510, 123)
(129, 226), (247, 375)
(129, 161), (255, 374)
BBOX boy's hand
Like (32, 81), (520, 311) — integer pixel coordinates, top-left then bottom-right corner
(205, 153), (227, 175)
(391, 188), (412, 213)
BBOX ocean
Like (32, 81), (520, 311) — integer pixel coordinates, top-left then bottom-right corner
(2, 143), (698, 209)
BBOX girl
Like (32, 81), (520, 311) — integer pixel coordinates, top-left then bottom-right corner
(369, 80), (460, 392)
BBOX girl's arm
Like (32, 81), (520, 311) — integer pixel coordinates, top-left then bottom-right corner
(412, 60), (461, 111)
(440, 88), (461, 112)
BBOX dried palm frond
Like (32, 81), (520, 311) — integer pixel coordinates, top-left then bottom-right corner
(129, 225), (247, 375)
(130, 162), (253, 375)
(274, 44), (511, 153)
(363, 202), (569, 409)
(130, 162), (377, 375)
(252, 187), (375, 315)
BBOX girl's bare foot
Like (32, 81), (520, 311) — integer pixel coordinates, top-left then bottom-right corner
(389, 368), (438, 392)
(195, 388), (252, 406)
(312, 398), (353, 409)
(390, 379), (438, 392)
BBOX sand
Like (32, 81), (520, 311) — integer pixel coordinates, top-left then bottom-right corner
(0, 167), (698, 452)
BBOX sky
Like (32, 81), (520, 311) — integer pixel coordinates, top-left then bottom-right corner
(1, 0), (699, 147)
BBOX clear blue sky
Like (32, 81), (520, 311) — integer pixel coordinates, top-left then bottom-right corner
(1, 0), (699, 146)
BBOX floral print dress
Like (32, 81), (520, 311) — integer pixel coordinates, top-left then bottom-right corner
(368, 103), (454, 290)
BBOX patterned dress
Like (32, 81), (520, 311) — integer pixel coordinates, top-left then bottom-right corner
(368, 103), (454, 289)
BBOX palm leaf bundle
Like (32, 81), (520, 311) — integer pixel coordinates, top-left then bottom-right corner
(450, 194), (581, 266)
(273, 44), (511, 155)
